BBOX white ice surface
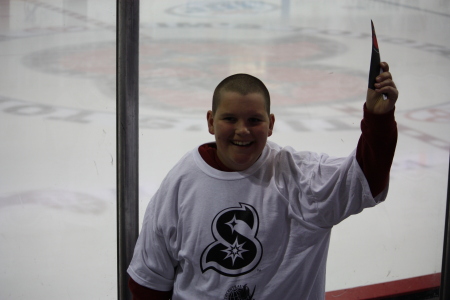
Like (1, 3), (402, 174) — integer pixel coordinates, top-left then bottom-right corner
(1, 0), (449, 298)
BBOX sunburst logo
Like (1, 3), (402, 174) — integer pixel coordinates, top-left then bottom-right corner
(222, 237), (249, 265)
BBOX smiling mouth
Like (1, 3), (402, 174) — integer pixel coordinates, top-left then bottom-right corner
(231, 140), (253, 147)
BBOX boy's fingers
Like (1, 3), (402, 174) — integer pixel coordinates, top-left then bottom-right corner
(375, 85), (399, 101)
(375, 78), (396, 89)
(377, 62), (393, 83)
(367, 61), (399, 111)
(380, 61), (389, 72)
(376, 71), (393, 83)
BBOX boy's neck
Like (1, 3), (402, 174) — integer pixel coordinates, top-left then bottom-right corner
(198, 143), (234, 172)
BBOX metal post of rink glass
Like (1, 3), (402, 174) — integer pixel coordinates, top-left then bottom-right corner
(117, 0), (139, 299)
(440, 157), (450, 300)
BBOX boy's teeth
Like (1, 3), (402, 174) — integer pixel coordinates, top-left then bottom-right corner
(233, 141), (251, 146)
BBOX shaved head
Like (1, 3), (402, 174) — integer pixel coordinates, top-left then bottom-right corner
(212, 74), (271, 115)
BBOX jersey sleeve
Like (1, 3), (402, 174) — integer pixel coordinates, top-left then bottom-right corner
(277, 105), (397, 228)
(127, 185), (179, 292)
(356, 104), (397, 197)
(274, 147), (379, 228)
(310, 151), (381, 227)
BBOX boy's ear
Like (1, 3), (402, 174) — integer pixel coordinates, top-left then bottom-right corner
(268, 114), (275, 137)
(206, 110), (215, 135)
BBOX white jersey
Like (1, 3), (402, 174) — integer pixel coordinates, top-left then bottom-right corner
(128, 141), (388, 300)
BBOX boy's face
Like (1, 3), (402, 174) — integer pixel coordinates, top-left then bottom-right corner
(207, 91), (275, 171)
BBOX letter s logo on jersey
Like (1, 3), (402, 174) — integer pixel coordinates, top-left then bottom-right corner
(200, 203), (263, 277)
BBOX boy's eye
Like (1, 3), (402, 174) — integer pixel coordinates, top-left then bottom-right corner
(223, 117), (236, 121)
(249, 118), (262, 123)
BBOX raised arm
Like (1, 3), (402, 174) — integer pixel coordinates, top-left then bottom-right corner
(356, 62), (399, 197)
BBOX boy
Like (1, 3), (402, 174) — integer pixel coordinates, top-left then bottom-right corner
(128, 62), (398, 299)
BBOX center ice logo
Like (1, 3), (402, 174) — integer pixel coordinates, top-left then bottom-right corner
(201, 203), (263, 277)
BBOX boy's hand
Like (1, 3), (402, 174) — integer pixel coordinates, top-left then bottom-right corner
(366, 62), (399, 114)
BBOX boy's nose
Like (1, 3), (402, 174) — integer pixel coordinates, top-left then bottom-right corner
(235, 121), (250, 135)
